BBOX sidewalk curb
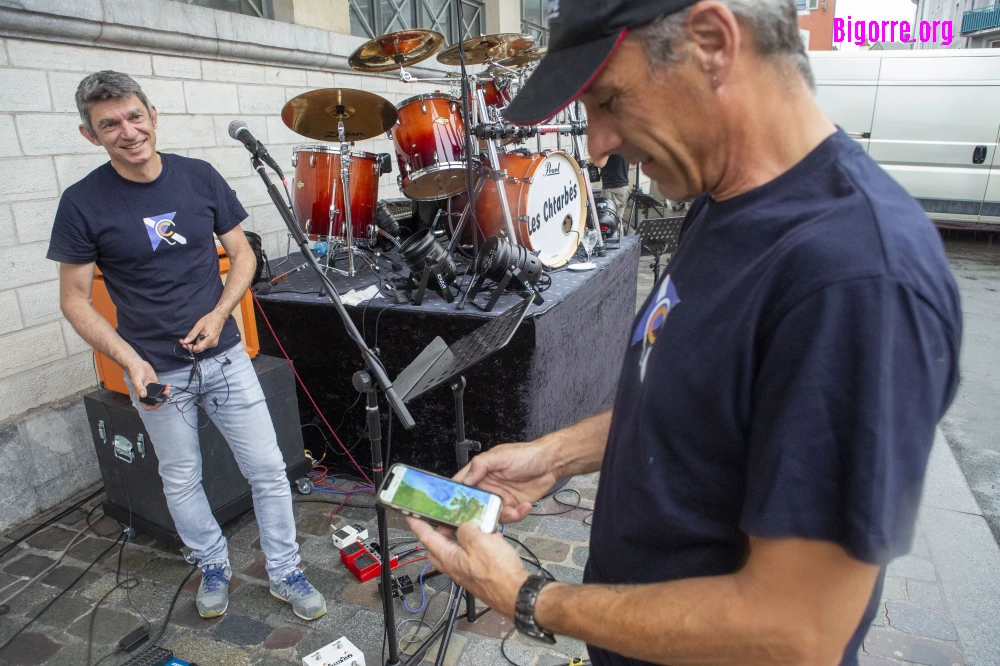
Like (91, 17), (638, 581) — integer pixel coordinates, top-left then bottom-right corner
(919, 430), (1000, 666)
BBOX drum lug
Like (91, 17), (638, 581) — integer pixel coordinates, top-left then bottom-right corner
(397, 174), (403, 189)
(310, 154), (316, 168)
(421, 100), (427, 114)
(524, 177), (534, 185)
(291, 154), (298, 167)
(386, 131), (393, 140)
(519, 215), (530, 223)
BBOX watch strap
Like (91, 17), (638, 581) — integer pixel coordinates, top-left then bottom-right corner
(515, 575), (556, 644)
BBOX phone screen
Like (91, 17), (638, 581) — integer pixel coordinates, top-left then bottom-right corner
(386, 467), (496, 527)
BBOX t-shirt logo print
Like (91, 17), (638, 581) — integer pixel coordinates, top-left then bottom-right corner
(631, 276), (680, 382)
(143, 212), (187, 251)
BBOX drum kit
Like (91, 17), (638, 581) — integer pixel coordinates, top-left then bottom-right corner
(275, 28), (601, 297)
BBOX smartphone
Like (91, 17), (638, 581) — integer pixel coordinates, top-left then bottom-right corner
(139, 383), (168, 406)
(378, 464), (503, 533)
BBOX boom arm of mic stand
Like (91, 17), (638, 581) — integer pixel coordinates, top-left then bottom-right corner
(251, 157), (416, 430)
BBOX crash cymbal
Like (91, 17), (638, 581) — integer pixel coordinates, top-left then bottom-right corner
(349, 29), (446, 72)
(281, 89), (397, 142)
(436, 33), (536, 66)
(496, 46), (547, 68)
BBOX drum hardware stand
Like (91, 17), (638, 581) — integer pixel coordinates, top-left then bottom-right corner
(565, 103), (606, 252)
(623, 163), (667, 237)
(392, 293), (536, 666)
(337, 121), (358, 277)
(474, 83), (518, 243)
(248, 152), (415, 666)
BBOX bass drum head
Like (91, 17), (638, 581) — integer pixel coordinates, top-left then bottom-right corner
(523, 152), (586, 268)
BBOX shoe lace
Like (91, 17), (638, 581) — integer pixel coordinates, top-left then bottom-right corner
(201, 565), (229, 593)
(283, 569), (313, 596)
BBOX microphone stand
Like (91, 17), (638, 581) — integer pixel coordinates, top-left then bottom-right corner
(249, 155), (413, 666)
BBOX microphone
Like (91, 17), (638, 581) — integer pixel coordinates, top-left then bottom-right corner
(228, 120), (284, 179)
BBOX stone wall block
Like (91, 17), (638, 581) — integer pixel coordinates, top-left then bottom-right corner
(102, 0), (218, 40)
(0, 289), (23, 335)
(0, 351), (96, 423)
(236, 84), (287, 116)
(0, 69), (52, 112)
(16, 280), (61, 327)
(17, 399), (96, 488)
(60, 319), (89, 356)
(11, 198), (58, 244)
(54, 153), (109, 192)
(48, 71), (85, 113)
(183, 81), (239, 115)
(0, 241), (57, 288)
(202, 60), (266, 84)
(265, 67), (307, 86)
(16, 115), (104, 156)
(156, 114), (217, 150)
(0, 205), (15, 247)
(186, 146), (256, 180)
(134, 78), (186, 114)
(0, 115), (20, 157)
(0, 424), (40, 533)
(0, 321), (65, 379)
(0, 157), (58, 203)
(152, 55), (203, 80)
(6, 39), (152, 75)
(305, 70), (334, 87)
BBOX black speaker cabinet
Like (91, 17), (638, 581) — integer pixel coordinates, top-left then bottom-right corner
(84, 354), (312, 549)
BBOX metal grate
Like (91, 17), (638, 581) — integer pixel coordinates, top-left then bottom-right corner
(520, 0), (549, 46)
(962, 4), (1000, 35)
(350, 0), (484, 44)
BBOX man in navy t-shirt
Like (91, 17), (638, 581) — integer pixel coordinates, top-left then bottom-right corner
(48, 71), (326, 622)
(405, 2), (962, 665)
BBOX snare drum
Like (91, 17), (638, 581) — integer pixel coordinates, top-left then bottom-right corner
(469, 151), (587, 269)
(392, 93), (467, 201)
(291, 146), (380, 241)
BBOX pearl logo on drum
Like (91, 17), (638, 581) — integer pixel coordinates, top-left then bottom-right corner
(543, 162), (562, 177)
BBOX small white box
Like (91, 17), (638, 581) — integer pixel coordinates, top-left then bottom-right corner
(332, 525), (359, 549)
(302, 637), (366, 666)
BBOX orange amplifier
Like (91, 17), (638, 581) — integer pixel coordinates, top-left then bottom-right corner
(92, 244), (260, 396)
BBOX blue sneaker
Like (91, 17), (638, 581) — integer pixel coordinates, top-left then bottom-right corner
(270, 569), (326, 621)
(196, 563), (231, 618)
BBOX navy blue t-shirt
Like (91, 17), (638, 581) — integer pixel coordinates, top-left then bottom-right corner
(47, 153), (247, 371)
(585, 130), (962, 666)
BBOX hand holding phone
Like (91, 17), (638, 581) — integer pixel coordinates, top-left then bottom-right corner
(378, 464), (503, 533)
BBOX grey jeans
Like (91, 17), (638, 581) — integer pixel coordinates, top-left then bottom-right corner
(602, 186), (631, 219)
(124, 345), (300, 582)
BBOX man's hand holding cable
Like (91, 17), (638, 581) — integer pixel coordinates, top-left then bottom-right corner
(406, 518), (529, 618)
(181, 310), (227, 354)
(126, 358), (170, 411)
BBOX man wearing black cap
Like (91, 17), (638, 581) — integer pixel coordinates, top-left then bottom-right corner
(408, 2), (962, 665)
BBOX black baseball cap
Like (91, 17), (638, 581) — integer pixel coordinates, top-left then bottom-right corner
(503, 0), (699, 125)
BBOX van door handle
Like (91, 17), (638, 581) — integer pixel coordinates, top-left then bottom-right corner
(973, 145), (988, 164)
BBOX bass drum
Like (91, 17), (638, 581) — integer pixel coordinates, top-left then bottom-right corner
(470, 151), (586, 269)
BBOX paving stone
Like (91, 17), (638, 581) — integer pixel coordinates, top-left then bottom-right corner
(41, 564), (102, 591)
(170, 596), (225, 629)
(139, 556), (199, 586)
(571, 546), (589, 568)
(169, 634), (252, 666)
(401, 629), (466, 666)
(858, 656), (904, 666)
(299, 565), (349, 599)
(249, 534), (306, 552)
(458, 634), (530, 666)
(863, 628), (966, 666)
(881, 576), (907, 602)
(0, 571), (21, 595)
(251, 656), (299, 666)
(297, 537), (342, 569)
(241, 553), (270, 581)
(522, 537), (570, 563)
(262, 625), (306, 649)
(27, 593), (92, 626)
(230, 582), (286, 619)
(336, 608), (388, 650)
(0, 631), (62, 664)
(886, 555), (936, 582)
(546, 564), (584, 584)
(510, 515), (542, 533)
(24, 525), (77, 551)
(907, 580), (945, 610)
(337, 578), (385, 610)
(886, 602), (959, 641)
(870, 604), (888, 628)
(66, 606), (140, 644)
(66, 537), (116, 564)
(3, 521), (44, 542)
(54, 509), (88, 528)
(453, 608), (514, 640)
(212, 614), (275, 646)
(910, 535), (931, 559)
(45, 642), (104, 666)
(4, 581), (59, 618)
(535, 518), (590, 543)
(294, 630), (336, 660)
(300, 597), (363, 634)
(3, 553), (56, 577)
(292, 506), (332, 537)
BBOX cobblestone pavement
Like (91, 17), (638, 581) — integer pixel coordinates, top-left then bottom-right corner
(0, 259), (994, 666)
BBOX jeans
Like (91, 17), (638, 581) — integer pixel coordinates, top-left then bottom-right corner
(124, 345), (300, 583)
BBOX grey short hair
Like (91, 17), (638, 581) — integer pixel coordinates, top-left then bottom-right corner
(633, 0), (815, 90)
(76, 70), (153, 135)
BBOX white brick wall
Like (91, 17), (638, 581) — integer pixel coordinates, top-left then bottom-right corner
(16, 280), (62, 327)
(152, 55), (201, 80)
(0, 291), (23, 335)
(0, 242), (58, 289)
(0, 322), (65, 379)
(12, 199), (60, 243)
(0, 70), (53, 112)
(0, 117), (18, 158)
(0, 158), (58, 203)
(0, 206), (15, 247)
(237, 85), (286, 116)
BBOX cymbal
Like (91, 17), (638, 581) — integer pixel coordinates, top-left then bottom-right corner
(281, 89), (398, 142)
(496, 46), (547, 68)
(349, 29), (446, 72)
(436, 33), (536, 66)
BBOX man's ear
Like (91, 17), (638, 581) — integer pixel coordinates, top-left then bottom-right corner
(79, 124), (101, 147)
(685, 1), (740, 86)
(151, 105), (158, 129)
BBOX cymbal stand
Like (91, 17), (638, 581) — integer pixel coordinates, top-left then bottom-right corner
(473, 79), (518, 242)
(565, 103), (605, 250)
(337, 121), (357, 277)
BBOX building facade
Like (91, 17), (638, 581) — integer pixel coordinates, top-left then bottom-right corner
(0, 0), (556, 531)
(797, 0), (838, 51)
(914, 0), (1000, 48)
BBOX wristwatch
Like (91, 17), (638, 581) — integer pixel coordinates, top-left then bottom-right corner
(515, 575), (556, 644)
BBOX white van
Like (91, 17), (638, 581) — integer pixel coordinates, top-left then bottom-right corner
(809, 49), (1000, 228)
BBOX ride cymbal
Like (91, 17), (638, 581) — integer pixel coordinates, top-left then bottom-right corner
(349, 29), (446, 72)
(281, 89), (398, 142)
(496, 46), (548, 68)
(436, 33), (536, 66)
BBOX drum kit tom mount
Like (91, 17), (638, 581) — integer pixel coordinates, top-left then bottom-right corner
(274, 27), (603, 297)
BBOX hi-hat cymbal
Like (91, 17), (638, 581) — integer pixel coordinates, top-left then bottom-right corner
(496, 46), (547, 68)
(436, 33), (536, 66)
(349, 29), (446, 72)
(281, 89), (397, 142)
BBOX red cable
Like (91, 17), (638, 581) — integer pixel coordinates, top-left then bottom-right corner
(398, 555), (428, 567)
(252, 292), (374, 486)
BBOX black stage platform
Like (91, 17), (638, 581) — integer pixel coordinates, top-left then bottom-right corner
(254, 237), (640, 477)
